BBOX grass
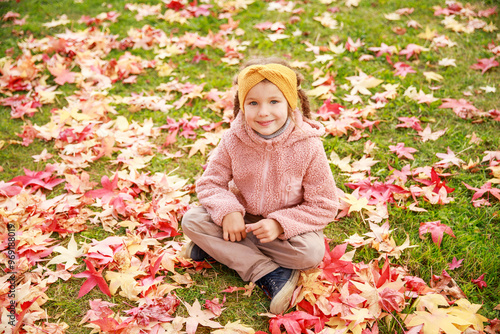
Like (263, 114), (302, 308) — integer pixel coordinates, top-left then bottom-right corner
(1, 0), (499, 332)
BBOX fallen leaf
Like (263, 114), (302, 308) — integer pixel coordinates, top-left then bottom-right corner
(47, 234), (84, 270)
(419, 221), (456, 247)
(182, 299), (222, 334)
(73, 259), (112, 298)
(448, 257), (464, 270)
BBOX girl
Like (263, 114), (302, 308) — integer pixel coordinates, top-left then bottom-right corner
(180, 57), (339, 314)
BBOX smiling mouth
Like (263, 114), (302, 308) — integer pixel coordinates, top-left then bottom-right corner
(257, 120), (273, 126)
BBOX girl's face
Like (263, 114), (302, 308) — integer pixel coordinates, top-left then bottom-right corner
(243, 81), (289, 136)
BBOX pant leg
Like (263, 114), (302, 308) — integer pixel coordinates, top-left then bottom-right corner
(181, 206), (279, 282)
(253, 230), (325, 270)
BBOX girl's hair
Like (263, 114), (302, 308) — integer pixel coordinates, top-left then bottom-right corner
(233, 57), (311, 119)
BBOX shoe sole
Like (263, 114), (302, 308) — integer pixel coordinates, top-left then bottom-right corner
(179, 241), (195, 260)
(269, 269), (300, 314)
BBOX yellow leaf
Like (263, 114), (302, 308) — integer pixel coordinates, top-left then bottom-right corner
(114, 115), (129, 131)
(418, 26), (438, 40)
(306, 85), (334, 98)
(414, 294), (449, 312)
(157, 62), (175, 77)
(105, 267), (146, 300)
(329, 152), (352, 172)
(423, 71), (444, 82)
(341, 191), (376, 214)
(384, 13), (401, 21)
(447, 299), (488, 332)
(212, 320), (255, 334)
(295, 269), (332, 305)
(406, 308), (473, 334)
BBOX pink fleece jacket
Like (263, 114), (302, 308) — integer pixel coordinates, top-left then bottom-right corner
(195, 110), (339, 240)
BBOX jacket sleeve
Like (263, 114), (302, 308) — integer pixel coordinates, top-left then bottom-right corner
(267, 139), (339, 239)
(195, 136), (246, 226)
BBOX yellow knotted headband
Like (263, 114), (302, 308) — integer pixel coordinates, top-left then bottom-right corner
(237, 64), (298, 112)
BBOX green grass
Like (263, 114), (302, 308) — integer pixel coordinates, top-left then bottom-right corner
(1, 0), (499, 332)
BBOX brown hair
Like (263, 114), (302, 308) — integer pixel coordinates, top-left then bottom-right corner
(232, 57), (311, 119)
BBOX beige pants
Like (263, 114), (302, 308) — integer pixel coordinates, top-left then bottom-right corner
(181, 206), (325, 282)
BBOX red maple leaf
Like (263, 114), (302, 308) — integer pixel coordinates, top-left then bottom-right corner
(489, 109), (500, 121)
(419, 220), (456, 247)
(345, 179), (409, 205)
(414, 168), (455, 194)
(470, 57), (499, 74)
(471, 274), (487, 289)
(166, 0), (185, 11)
(204, 296), (226, 317)
(269, 311), (323, 334)
(73, 259), (112, 298)
(316, 99), (344, 120)
(12, 296), (41, 334)
(379, 288), (404, 313)
(10, 166), (65, 192)
(192, 52), (211, 64)
(220, 286), (246, 293)
(463, 181), (500, 202)
(84, 174), (120, 204)
(319, 241), (355, 282)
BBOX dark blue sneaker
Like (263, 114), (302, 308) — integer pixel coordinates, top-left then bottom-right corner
(255, 267), (299, 314)
(180, 241), (214, 262)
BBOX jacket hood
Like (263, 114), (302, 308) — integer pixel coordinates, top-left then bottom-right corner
(231, 110), (325, 149)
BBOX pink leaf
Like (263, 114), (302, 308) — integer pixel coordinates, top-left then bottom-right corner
(419, 221), (456, 247)
(470, 57), (499, 74)
(396, 116), (422, 131)
(448, 257), (464, 270)
(393, 62), (417, 77)
(438, 98), (478, 119)
(389, 142), (418, 160)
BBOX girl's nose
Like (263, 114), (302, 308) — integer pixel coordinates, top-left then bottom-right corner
(258, 104), (270, 116)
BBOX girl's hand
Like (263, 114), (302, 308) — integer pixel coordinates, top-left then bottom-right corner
(222, 212), (246, 242)
(246, 219), (284, 243)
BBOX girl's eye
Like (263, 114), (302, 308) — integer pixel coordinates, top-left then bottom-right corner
(270, 100), (279, 104)
(249, 101), (257, 106)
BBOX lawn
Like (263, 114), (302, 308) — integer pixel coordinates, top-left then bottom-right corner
(0, 0), (499, 333)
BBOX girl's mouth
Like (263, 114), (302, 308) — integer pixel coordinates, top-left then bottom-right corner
(257, 120), (273, 126)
